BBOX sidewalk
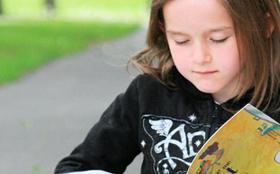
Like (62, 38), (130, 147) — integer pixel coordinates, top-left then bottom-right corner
(0, 28), (146, 174)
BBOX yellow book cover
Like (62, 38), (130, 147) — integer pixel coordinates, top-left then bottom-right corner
(187, 104), (280, 174)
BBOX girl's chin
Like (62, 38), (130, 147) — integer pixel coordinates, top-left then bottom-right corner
(194, 84), (220, 94)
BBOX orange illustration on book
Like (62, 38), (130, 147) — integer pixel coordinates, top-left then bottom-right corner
(196, 142), (224, 174)
(187, 104), (280, 174)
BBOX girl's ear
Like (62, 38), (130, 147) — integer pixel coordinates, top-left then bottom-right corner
(266, 13), (275, 38)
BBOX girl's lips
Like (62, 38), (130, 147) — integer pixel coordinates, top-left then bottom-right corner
(193, 70), (218, 75)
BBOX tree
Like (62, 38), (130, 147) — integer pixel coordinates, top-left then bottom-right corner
(45, 0), (55, 15)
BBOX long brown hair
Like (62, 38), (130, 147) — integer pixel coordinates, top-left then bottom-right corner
(129, 0), (280, 113)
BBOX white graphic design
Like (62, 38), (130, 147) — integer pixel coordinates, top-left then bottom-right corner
(194, 140), (202, 147)
(186, 131), (205, 157)
(148, 117), (206, 173)
(188, 114), (197, 122)
(141, 140), (146, 148)
(149, 119), (173, 137)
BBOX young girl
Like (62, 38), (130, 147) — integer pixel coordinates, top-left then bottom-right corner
(55, 0), (280, 173)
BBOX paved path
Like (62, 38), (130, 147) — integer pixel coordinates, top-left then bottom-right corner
(0, 28), (146, 174)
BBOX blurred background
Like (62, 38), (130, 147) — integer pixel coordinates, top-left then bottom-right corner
(0, 0), (148, 173)
(0, 0), (148, 84)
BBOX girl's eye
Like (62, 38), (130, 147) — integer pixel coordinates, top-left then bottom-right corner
(175, 40), (189, 45)
(211, 37), (229, 43)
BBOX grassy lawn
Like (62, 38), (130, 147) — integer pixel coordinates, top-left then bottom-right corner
(0, 0), (148, 84)
(0, 20), (139, 84)
(4, 0), (148, 23)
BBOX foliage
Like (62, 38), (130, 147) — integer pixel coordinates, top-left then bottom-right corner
(0, 20), (139, 84)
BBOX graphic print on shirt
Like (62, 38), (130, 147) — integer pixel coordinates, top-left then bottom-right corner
(141, 114), (208, 174)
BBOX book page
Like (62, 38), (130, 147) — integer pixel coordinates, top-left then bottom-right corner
(187, 104), (280, 174)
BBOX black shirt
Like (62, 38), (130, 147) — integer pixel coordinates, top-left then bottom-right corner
(54, 67), (279, 174)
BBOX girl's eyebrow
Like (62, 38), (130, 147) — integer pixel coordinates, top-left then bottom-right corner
(166, 26), (233, 36)
(208, 26), (233, 33)
(166, 30), (189, 36)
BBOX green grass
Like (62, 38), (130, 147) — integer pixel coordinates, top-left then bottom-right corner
(0, 20), (139, 84)
(3, 0), (148, 23)
(0, 0), (148, 84)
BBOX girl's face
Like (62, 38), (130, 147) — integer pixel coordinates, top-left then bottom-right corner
(163, 0), (242, 103)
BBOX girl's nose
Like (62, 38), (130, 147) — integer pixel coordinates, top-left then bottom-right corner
(193, 43), (212, 64)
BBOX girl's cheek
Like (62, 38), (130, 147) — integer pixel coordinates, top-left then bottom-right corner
(212, 38), (239, 61)
(170, 47), (187, 63)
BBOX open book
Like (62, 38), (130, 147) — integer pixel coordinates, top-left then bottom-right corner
(187, 104), (280, 174)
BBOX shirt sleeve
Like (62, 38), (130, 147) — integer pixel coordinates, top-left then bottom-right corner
(54, 76), (141, 174)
